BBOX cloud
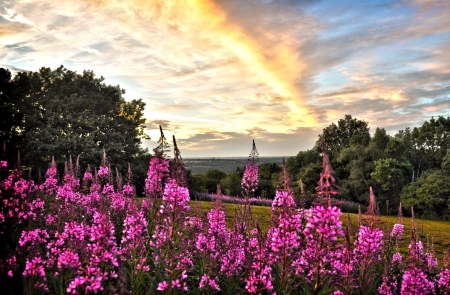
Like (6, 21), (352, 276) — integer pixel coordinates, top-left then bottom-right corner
(2, 0), (450, 156)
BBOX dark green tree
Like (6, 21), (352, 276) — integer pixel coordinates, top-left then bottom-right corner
(0, 68), (25, 167)
(442, 149), (450, 174)
(401, 170), (450, 219)
(337, 143), (377, 204)
(371, 158), (413, 210)
(412, 116), (450, 172)
(2, 66), (150, 180)
(317, 114), (370, 157)
(286, 149), (321, 199)
(203, 169), (227, 193)
(220, 171), (242, 196)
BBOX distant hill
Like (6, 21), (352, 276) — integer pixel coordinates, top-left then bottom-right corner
(184, 157), (289, 174)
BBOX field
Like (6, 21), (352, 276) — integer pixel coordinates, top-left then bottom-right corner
(190, 200), (450, 264)
(2, 152), (450, 294)
(184, 157), (286, 174)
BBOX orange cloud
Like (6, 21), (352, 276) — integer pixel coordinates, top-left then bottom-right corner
(85, 0), (317, 126)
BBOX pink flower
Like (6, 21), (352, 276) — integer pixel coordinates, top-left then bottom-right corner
(401, 266), (435, 295)
(391, 223), (404, 240)
(157, 281), (168, 291)
(145, 157), (170, 197)
(271, 190), (296, 209)
(98, 166), (109, 178)
(438, 269), (450, 294)
(242, 162), (259, 195)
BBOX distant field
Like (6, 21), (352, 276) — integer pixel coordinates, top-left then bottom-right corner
(190, 200), (450, 264)
(184, 157), (288, 174)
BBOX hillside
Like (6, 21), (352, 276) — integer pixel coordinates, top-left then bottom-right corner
(184, 156), (289, 174)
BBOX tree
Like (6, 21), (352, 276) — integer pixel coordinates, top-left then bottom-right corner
(401, 170), (450, 219)
(442, 149), (450, 174)
(257, 162), (281, 199)
(412, 116), (450, 170)
(317, 115), (370, 157)
(371, 158), (413, 211)
(0, 68), (24, 167)
(337, 143), (377, 204)
(220, 171), (242, 196)
(203, 169), (227, 193)
(3, 66), (150, 175)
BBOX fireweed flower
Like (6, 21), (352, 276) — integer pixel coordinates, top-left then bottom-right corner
(244, 228), (274, 294)
(393, 252), (403, 265)
(83, 171), (93, 181)
(23, 256), (48, 290)
(267, 189), (302, 294)
(242, 161), (259, 195)
(400, 266), (435, 295)
(122, 184), (134, 197)
(57, 249), (81, 270)
(391, 223), (404, 240)
(199, 274), (220, 291)
(161, 178), (190, 214)
(219, 230), (245, 277)
(145, 157), (170, 197)
(301, 205), (344, 290)
(352, 225), (383, 290)
(378, 275), (398, 295)
(438, 268), (450, 294)
(19, 229), (50, 250)
(98, 166), (109, 179)
(157, 281), (168, 291)
(271, 190), (296, 210)
(102, 183), (115, 195)
(120, 211), (148, 258)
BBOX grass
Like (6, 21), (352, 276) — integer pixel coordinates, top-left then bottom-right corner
(190, 200), (450, 264)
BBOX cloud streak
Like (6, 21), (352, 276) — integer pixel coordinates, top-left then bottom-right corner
(1, 0), (450, 156)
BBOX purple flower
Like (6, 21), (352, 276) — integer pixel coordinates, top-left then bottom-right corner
(438, 269), (450, 294)
(391, 223), (404, 240)
(378, 275), (398, 295)
(242, 162), (259, 195)
(401, 266), (435, 295)
(157, 281), (168, 291)
(271, 190), (296, 210)
(145, 157), (170, 197)
(98, 166), (109, 178)
(199, 274), (220, 291)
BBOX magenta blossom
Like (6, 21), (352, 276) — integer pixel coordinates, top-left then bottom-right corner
(242, 162), (259, 195)
(401, 266), (435, 294)
(145, 157), (170, 197)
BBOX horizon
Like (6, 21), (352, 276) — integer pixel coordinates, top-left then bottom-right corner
(2, 0), (450, 157)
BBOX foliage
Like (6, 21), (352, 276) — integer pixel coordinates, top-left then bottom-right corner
(0, 66), (150, 182)
(371, 158), (413, 209)
(317, 114), (370, 157)
(412, 116), (450, 170)
(401, 170), (450, 219)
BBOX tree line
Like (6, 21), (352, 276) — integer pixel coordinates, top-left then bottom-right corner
(287, 115), (450, 219)
(185, 114), (450, 219)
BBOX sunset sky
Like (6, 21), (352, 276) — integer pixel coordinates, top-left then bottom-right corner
(2, 0), (450, 157)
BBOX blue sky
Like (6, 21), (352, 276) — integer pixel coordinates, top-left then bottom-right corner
(1, 0), (450, 157)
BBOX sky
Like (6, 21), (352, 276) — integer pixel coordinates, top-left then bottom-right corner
(1, 0), (450, 157)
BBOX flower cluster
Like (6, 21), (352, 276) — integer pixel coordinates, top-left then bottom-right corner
(242, 161), (259, 195)
(1, 143), (449, 295)
(145, 157), (170, 197)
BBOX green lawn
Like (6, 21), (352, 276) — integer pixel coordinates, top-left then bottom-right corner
(190, 200), (450, 264)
